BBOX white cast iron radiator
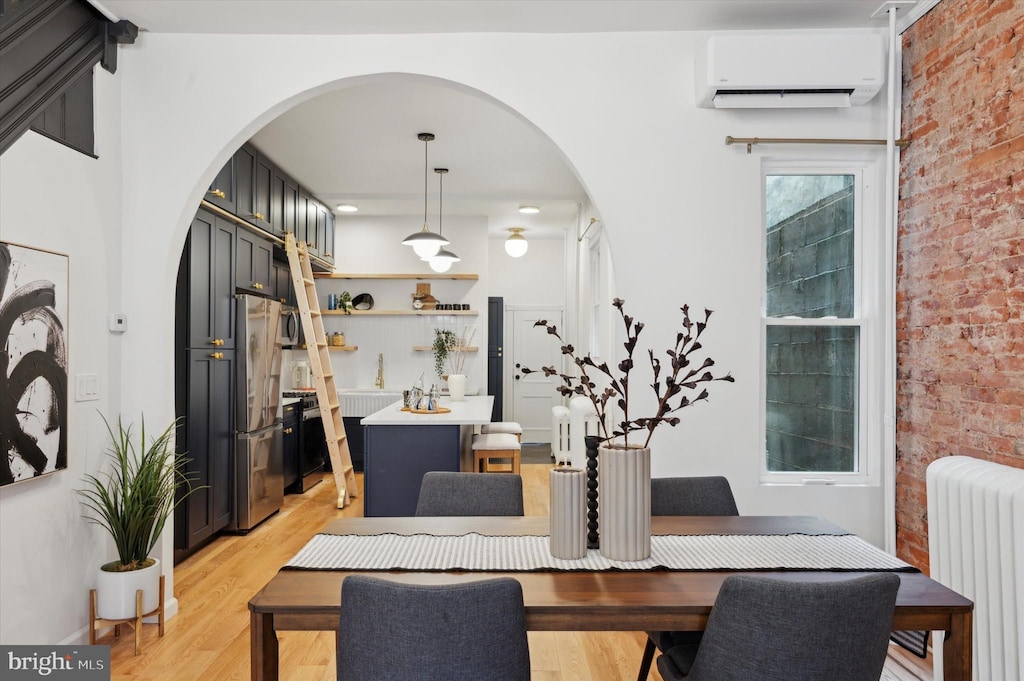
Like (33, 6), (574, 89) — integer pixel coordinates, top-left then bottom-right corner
(927, 456), (1024, 681)
(551, 406), (570, 465)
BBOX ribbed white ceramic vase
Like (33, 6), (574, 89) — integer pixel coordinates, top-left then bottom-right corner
(549, 467), (587, 559)
(598, 444), (651, 561)
(95, 558), (161, 619)
(447, 374), (467, 401)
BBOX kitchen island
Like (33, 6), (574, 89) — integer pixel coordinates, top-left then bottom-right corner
(360, 395), (495, 516)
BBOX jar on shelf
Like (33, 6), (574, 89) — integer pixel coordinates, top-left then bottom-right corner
(331, 332), (345, 347)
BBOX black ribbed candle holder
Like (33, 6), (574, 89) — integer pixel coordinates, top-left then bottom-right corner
(585, 435), (600, 549)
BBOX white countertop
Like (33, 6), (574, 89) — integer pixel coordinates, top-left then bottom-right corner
(361, 395), (495, 426)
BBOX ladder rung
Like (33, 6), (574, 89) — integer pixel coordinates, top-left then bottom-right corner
(303, 277), (314, 285)
(317, 342), (328, 348)
(337, 434), (347, 442)
(342, 465), (354, 474)
(311, 311), (321, 317)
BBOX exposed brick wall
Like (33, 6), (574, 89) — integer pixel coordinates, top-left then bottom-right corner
(897, 0), (1024, 573)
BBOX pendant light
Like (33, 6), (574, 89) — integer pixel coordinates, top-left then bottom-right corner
(427, 167), (460, 273)
(401, 132), (449, 258)
(504, 227), (528, 257)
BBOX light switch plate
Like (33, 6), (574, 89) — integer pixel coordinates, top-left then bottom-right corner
(75, 374), (100, 402)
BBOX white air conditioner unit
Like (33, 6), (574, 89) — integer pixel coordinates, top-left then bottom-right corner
(696, 33), (886, 109)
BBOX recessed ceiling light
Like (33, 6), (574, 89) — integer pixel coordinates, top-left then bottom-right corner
(336, 204), (359, 213)
(518, 205), (540, 214)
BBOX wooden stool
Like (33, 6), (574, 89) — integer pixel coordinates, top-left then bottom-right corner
(481, 422), (523, 442)
(472, 433), (521, 474)
(89, 575), (165, 655)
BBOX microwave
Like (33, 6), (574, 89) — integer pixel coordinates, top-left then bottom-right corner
(280, 307), (301, 347)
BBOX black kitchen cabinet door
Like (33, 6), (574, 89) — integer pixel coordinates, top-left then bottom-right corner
(300, 191), (319, 257)
(295, 188), (311, 251)
(251, 152), (274, 232)
(177, 348), (234, 550)
(315, 202), (328, 260)
(236, 229), (274, 295)
(322, 209), (336, 264)
(282, 403), (300, 492)
(272, 260), (293, 305)
(188, 209), (236, 349)
(235, 143), (257, 225)
(269, 165), (297, 239)
(206, 155), (236, 213)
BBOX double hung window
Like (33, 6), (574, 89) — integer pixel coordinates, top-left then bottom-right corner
(762, 161), (880, 484)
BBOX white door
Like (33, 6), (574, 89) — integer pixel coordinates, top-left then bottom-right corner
(509, 308), (562, 443)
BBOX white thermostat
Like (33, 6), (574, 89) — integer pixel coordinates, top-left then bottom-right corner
(109, 313), (127, 333)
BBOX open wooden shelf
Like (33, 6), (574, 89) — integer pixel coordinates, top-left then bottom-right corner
(322, 309), (478, 316)
(314, 273), (479, 281)
(327, 346), (358, 351)
(412, 346), (479, 352)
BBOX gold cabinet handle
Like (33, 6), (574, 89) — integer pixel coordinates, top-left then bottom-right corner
(307, 242), (314, 248)
(252, 282), (264, 290)
(210, 352), (224, 359)
(325, 252), (333, 257)
(210, 338), (224, 346)
(208, 189), (226, 199)
(284, 427), (294, 435)
(253, 212), (265, 221)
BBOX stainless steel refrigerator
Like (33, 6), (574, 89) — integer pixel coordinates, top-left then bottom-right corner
(230, 294), (284, 532)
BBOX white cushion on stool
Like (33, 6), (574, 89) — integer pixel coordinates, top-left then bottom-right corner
(472, 433), (521, 451)
(481, 422), (523, 436)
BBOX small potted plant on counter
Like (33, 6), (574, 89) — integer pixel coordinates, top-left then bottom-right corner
(433, 327), (476, 400)
(77, 415), (200, 620)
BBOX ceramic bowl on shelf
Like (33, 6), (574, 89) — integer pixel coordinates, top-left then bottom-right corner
(352, 293), (374, 310)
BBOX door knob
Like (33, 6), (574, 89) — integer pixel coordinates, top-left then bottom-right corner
(515, 375), (520, 380)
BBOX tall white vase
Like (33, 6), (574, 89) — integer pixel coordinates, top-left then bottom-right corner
(598, 444), (651, 561)
(447, 373), (467, 401)
(549, 467), (587, 559)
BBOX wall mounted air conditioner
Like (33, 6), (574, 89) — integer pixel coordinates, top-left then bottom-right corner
(697, 32), (886, 109)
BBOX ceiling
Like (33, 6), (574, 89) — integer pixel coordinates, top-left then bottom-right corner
(94, 1), (892, 238)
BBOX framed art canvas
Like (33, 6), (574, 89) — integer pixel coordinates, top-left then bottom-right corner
(1, 241), (69, 486)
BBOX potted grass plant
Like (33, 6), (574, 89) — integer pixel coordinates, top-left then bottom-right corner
(433, 327), (476, 400)
(77, 415), (200, 619)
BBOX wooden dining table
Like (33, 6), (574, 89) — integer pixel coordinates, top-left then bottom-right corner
(247, 515), (973, 681)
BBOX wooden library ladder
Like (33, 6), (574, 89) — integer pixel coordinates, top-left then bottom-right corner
(284, 233), (356, 508)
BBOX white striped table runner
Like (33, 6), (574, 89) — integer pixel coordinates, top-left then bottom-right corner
(284, 533), (915, 572)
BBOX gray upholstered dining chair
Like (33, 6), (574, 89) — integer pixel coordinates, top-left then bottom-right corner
(337, 575), (531, 681)
(656, 573), (901, 681)
(414, 471), (524, 516)
(637, 476), (739, 681)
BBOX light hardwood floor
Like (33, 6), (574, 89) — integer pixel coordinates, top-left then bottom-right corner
(108, 464), (932, 680)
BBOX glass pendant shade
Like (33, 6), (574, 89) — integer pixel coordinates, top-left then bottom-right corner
(504, 228), (528, 257)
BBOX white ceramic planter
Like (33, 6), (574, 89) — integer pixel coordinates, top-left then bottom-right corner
(598, 444), (651, 561)
(549, 467), (587, 559)
(447, 374), (467, 401)
(95, 558), (162, 620)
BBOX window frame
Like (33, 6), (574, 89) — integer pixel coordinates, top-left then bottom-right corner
(759, 158), (883, 486)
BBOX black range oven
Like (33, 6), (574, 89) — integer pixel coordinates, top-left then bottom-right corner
(283, 392), (325, 493)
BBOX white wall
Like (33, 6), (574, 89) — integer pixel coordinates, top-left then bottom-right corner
(487, 236), (565, 308)
(0, 27), (894, 644)
(0, 68), (126, 644)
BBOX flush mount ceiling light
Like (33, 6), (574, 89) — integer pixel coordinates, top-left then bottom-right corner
(518, 205), (540, 214)
(336, 204), (359, 213)
(427, 168), (460, 273)
(401, 132), (449, 259)
(504, 227), (528, 258)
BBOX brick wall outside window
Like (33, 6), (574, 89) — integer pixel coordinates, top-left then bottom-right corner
(896, 0), (1024, 573)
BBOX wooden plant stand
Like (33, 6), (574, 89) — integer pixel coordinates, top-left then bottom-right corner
(89, 575), (165, 655)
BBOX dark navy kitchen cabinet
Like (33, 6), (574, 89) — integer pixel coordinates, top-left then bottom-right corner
(187, 209), (236, 349)
(236, 228), (274, 295)
(177, 348), (234, 550)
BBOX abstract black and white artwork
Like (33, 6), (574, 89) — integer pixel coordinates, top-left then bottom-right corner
(1, 242), (68, 486)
